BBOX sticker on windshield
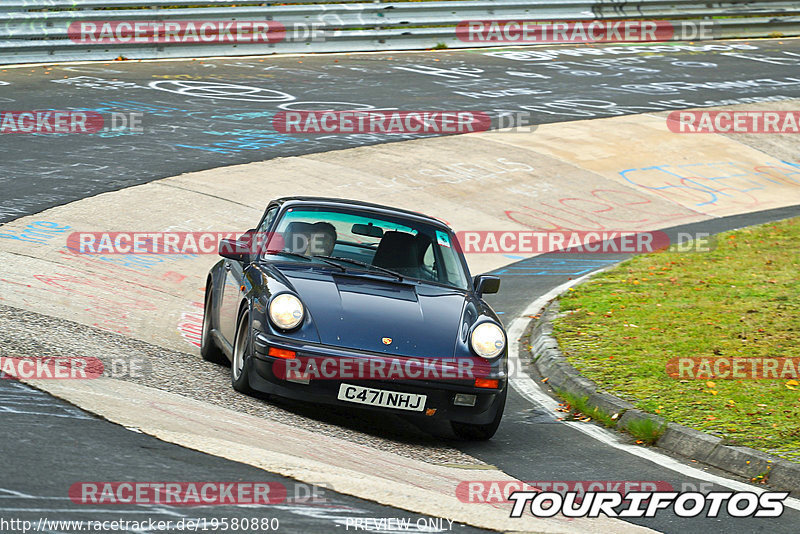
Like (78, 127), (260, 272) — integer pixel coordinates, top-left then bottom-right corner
(436, 231), (451, 248)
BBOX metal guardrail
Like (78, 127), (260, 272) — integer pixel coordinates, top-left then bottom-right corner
(1, 0), (799, 65)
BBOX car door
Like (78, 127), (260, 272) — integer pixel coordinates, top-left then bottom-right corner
(219, 206), (279, 344)
(219, 256), (245, 345)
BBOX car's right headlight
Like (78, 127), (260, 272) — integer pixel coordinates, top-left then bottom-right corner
(470, 322), (505, 359)
(269, 293), (304, 330)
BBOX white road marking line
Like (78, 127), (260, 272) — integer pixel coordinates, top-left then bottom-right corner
(0, 384), (95, 419)
(0, 408), (94, 419)
(0, 400), (74, 407)
(507, 273), (800, 511)
(0, 488), (37, 498)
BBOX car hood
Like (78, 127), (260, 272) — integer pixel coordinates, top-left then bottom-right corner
(280, 269), (466, 358)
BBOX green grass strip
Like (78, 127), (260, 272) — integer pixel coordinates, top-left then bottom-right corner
(553, 217), (800, 462)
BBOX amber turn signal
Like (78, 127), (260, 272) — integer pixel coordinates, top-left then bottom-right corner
(268, 347), (296, 360)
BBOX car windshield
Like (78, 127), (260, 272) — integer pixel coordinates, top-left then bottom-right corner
(262, 206), (470, 290)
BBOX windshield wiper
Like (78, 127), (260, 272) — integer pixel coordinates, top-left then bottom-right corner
(266, 250), (311, 261)
(314, 255), (404, 281)
(266, 250), (346, 271)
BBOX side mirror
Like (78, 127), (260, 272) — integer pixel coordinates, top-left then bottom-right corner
(473, 275), (500, 296)
(218, 229), (256, 262)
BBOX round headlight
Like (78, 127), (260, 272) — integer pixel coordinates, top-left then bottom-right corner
(269, 294), (304, 330)
(470, 323), (505, 359)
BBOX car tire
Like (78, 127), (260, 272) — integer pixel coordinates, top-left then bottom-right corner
(200, 286), (227, 365)
(231, 309), (257, 395)
(451, 387), (507, 441)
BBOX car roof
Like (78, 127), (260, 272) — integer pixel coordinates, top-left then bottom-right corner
(273, 197), (450, 228)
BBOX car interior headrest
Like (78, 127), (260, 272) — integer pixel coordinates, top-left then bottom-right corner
(372, 231), (421, 269)
(283, 221), (314, 253)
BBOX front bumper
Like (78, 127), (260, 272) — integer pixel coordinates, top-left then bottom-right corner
(250, 333), (507, 425)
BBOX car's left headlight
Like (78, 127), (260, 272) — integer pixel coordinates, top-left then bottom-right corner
(471, 322), (505, 359)
(269, 293), (304, 330)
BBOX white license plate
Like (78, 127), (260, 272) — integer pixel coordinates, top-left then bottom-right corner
(337, 384), (426, 412)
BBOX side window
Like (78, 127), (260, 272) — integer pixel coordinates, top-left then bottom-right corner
(258, 207), (279, 233)
(421, 244), (438, 281)
(257, 207), (279, 254)
(422, 244), (435, 271)
(440, 250), (461, 285)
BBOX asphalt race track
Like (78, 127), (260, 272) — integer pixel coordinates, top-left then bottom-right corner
(2, 39), (800, 222)
(2, 38), (800, 533)
(0, 378), (485, 534)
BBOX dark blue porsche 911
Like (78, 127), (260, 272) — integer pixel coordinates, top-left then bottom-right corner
(201, 197), (507, 439)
